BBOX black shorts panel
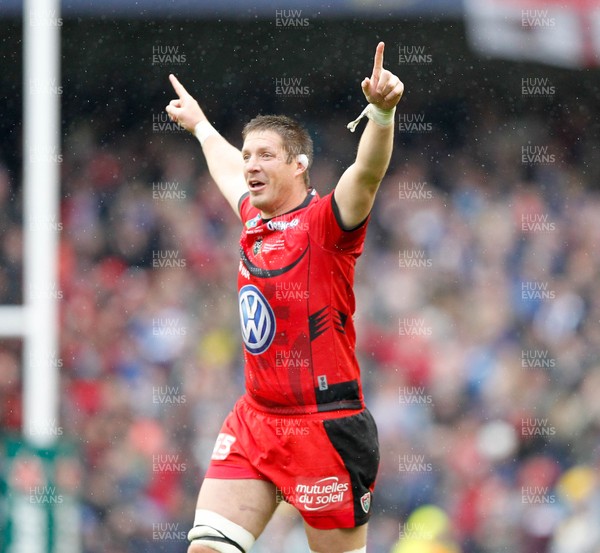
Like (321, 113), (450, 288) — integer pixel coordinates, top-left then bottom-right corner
(323, 408), (380, 526)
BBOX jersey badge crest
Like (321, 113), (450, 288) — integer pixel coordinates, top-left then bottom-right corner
(360, 492), (371, 513)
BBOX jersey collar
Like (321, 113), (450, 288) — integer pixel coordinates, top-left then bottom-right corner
(261, 188), (317, 224)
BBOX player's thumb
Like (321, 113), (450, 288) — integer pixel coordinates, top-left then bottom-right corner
(361, 77), (370, 93)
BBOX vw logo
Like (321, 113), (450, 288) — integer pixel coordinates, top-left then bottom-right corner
(238, 285), (276, 355)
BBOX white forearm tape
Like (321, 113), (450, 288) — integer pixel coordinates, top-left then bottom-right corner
(194, 120), (219, 146)
(347, 104), (396, 132)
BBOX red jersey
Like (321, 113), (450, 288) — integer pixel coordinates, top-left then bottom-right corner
(237, 189), (369, 415)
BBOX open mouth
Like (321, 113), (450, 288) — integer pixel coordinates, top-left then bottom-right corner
(248, 179), (266, 192)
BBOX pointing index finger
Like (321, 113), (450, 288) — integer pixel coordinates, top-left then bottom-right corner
(169, 73), (189, 98)
(372, 41), (385, 80)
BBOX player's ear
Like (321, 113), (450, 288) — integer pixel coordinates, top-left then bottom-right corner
(294, 154), (308, 180)
(296, 154), (309, 172)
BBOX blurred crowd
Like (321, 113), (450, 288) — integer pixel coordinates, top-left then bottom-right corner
(1, 95), (600, 553)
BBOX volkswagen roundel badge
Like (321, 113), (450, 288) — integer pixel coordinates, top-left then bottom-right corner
(238, 285), (276, 355)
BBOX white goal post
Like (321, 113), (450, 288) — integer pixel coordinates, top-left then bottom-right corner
(0, 0), (61, 450)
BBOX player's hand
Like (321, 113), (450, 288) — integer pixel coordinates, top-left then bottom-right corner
(361, 42), (404, 110)
(165, 74), (206, 133)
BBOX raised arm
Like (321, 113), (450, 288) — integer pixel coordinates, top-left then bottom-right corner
(165, 74), (247, 217)
(334, 42), (404, 229)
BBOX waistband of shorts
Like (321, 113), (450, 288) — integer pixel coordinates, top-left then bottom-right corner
(242, 393), (364, 419)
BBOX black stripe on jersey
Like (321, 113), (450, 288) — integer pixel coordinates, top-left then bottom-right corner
(315, 379), (360, 408)
(323, 408), (380, 527)
(308, 306), (329, 341)
(333, 308), (348, 334)
(240, 247), (308, 278)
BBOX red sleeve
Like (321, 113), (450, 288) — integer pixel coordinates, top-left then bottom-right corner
(308, 191), (369, 255)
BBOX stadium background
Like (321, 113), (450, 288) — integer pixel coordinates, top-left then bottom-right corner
(1, 1), (600, 552)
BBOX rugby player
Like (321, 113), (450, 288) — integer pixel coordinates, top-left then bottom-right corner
(165, 42), (403, 553)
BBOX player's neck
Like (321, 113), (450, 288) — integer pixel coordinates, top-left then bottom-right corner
(261, 188), (313, 221)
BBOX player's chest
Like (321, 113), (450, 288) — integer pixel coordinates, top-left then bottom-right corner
(239, 218), (310, 271)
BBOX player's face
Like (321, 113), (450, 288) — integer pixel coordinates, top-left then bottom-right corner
(242, 130), (306, 218)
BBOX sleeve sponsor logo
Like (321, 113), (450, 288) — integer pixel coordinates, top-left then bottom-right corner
(245, 214), (261, 229)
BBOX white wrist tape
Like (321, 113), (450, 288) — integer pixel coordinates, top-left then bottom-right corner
(347, 104), (396, 132)
(194, 120), (219, 146)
